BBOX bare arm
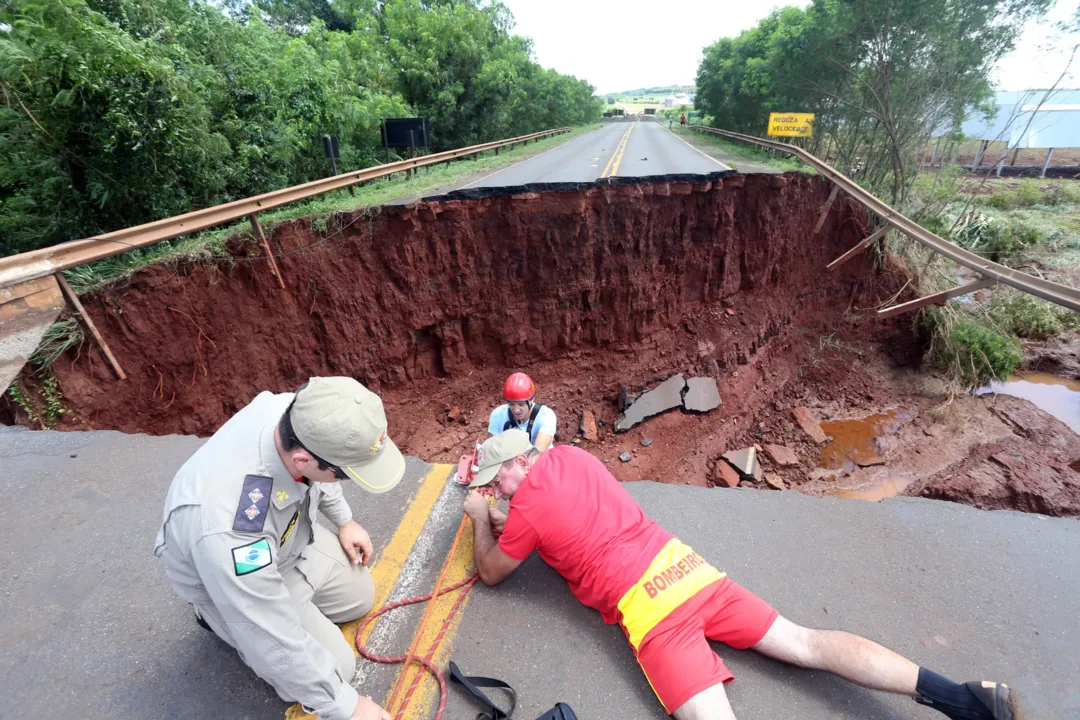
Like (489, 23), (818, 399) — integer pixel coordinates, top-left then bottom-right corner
(464, 492), (522, 585)
(533, 432), (553, 452)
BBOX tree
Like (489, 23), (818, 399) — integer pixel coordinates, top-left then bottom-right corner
(695, 0), (1052, 202)
(0, 0), (598, 255)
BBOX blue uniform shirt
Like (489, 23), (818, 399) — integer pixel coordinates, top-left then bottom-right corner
(488, 403), (557, 444)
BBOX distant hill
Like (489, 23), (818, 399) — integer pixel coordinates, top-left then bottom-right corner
(605, 85), (694, 101)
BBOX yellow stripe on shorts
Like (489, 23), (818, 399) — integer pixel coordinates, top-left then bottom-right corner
(617, 538), (725, 650)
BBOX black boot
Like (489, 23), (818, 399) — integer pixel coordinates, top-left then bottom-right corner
(916, 674), (1017, 720)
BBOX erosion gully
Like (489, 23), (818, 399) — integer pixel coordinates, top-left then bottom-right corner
(5, 173), (1078, 517)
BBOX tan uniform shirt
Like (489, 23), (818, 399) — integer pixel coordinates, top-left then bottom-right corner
(154, 391), (358, 720)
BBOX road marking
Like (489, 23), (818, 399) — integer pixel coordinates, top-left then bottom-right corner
(660, 124), (732, 170)
(388, 513), (477, 719)
(285, 464), (451, 720)
(458, 131), (591, 189)
(600, 121), (636, 178)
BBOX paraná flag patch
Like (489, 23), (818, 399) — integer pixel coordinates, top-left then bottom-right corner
(232, 538), (272, 576)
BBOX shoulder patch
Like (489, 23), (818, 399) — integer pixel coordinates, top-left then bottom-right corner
(233, 475), (273, 532)
(232, 538), (273, 576)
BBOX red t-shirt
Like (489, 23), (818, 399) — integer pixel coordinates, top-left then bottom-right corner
(498, 446), (673, 624)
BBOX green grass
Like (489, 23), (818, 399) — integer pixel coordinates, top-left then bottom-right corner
(30, 318), (84, 369)
(669, 125), (808, 173)
(62, 125), (603, 294)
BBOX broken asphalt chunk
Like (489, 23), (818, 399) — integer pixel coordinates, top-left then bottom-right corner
(722, 447), (763, 482)
(615, 374), (686, 432)
(792, 406), (828, 444)
(684, 377), (721, 412)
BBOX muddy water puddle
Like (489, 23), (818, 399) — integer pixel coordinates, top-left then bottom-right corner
(976, 372), (1080, 433)
(818, 410), (911, 474)
(829, 474), (914, 501)
(816, 410), (914, 502)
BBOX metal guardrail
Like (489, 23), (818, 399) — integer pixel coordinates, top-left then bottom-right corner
(690, 126), (1080, 314)
(0, 127), (572, 289)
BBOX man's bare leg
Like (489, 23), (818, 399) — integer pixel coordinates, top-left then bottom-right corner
(750, 616), (1016, 719)
(672, 682), (737, 720)
(751, 616), (919, 694)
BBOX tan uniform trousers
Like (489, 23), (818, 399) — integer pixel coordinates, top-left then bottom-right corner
(196, 523), (375, 687)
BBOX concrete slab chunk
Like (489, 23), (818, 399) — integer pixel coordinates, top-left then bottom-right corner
(683, 377), (721, 412)
(764, 444), (800, 466)
(723, 447), (762, 481)
(615, 374), (686, 432)
(793, 406), (828, 444)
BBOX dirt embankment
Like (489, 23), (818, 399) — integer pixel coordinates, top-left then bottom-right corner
(6, 173), (1078, 516)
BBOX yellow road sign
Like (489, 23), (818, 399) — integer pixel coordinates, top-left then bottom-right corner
(767, 112), (815, 137)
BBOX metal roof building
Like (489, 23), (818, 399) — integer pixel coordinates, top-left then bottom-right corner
(959, 89), (1080, 149)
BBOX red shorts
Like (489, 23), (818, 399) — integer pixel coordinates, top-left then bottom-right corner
(632, 578), (778, 714)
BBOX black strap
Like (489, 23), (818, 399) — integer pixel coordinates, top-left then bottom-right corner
(535, 703), (578, 720)
(502, 403), (544, 441)
(449, 660), (517, 720)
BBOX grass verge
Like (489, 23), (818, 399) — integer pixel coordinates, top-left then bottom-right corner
(898, 174), (1080, 388)
(62, 125), (602, 294)
(668, 125), (808, 173)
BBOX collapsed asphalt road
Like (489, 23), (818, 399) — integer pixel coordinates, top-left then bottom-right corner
(2, 426), (1077, 719)
(458, 120), (729, 188)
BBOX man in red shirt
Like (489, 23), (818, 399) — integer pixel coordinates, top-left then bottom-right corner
(462, 430), (1017, 720)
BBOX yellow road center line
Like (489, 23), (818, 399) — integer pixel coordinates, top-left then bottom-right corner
(387, 518), (477, 719)
(608, 122), (636, 177)
(599, 123), (634, 179)
(285, 463), (453, 720)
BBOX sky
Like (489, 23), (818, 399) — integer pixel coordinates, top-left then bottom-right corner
(500, 0), (1080, 95)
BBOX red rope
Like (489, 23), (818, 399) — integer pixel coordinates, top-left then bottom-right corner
(355, 573), (480, 720)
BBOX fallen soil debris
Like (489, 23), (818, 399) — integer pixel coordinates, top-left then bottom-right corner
(5, 174), (1078, 517)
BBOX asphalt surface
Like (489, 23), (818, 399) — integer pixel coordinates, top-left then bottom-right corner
(3, 425), (1078, 720)
(460, 120), (729, 189)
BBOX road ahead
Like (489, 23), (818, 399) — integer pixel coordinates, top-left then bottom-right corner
(4, 425), (1077, 720)
(461, 119), (730, 188)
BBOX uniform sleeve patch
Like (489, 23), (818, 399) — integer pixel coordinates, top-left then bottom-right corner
(233, 475), (272, 532)
(232, 538), (273, 576)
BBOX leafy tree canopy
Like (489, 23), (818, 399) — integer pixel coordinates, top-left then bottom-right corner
(0, 0), (601, 255)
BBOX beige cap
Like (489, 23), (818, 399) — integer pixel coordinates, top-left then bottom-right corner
(470, 429), (534, 488)
(291, 377), (405, 494)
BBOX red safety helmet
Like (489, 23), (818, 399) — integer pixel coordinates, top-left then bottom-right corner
(502, 372), (536, 403)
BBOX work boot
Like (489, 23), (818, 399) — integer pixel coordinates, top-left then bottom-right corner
(916, 680), (1018, 720)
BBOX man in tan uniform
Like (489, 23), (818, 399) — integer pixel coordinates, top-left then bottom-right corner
(155, 377), (405, 720)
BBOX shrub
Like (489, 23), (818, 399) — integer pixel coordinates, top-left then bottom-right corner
(926, 310), (1022, 388)
(1043, 183), (1080, 206)
(989, 292), (1076, 339)
(988, 217), (1043, 258)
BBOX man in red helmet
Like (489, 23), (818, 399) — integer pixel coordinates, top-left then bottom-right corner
(487, 372), (557, 452)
